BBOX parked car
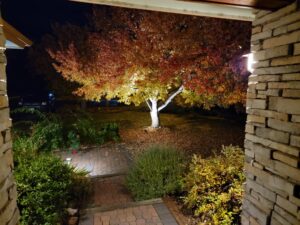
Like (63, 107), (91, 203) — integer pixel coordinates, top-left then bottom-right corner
(17, 93), (55, 112)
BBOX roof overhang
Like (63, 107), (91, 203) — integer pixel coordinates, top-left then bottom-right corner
(70, 0), (259, 21)
(0, 18), (33, 49)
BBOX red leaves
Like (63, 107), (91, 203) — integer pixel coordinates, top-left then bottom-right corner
(48, 6), (251, 107)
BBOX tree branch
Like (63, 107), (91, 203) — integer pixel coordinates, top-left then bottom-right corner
(158, 85), (184, 112)
(146, 100), (152, 111)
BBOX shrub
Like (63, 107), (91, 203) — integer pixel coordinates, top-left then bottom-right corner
(14, 153), (90, 225)
(126, 145), (185, 201)
(181, 145), (245, 225)
(72, 118), (120, 144)
(12, 136), (39, 166)
(100, 122), (120, 142)
(31, 117), (64, 152)
(67, 131), (80, 150)
(15, 154), (73, 225)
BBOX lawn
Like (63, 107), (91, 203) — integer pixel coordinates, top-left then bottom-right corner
(85, 106), (245, 157)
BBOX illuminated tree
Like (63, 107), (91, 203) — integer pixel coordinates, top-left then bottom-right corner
(49, 7), (250, 128)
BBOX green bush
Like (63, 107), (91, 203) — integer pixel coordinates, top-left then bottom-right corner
(14, 153), (90, 225)
(12, 136), (39, 166)
(100, 122), (120, 142)
(66, 131), (80, 150)
(126, 145), (185, 201)
(31, 117), (64, 152)
(181, 145), (245, 225)
(72, 118), (120, 144)
(12, 108), (120, 153)
(15, 154), (73, 225)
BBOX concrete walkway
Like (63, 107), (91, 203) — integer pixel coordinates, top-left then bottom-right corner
(67, 144), (179, 225)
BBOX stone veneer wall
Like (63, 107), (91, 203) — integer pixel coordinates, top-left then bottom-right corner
(242, 1), (300, 225)
(0, 21), (19, 225)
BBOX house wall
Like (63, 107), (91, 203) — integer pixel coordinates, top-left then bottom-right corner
(242, 1), (300, 225)
(0, 22), (19, 225)
(0, 1), (299, 225)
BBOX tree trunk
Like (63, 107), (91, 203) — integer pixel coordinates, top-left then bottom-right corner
(146, 86), (184, 128)
(150, 99), (160, 128)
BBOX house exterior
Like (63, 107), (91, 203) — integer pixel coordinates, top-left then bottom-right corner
(0, 0), (299, 224)
(0, 18), (31, 225)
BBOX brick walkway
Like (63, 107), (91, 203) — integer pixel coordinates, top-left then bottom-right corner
(81, 202), (178, 225)
(89, 176), (132, 208)
(58, 143), (131, 177)
(74, 145), (179, 225)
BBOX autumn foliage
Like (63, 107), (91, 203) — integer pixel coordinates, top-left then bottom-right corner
(48, 7), (251, 126)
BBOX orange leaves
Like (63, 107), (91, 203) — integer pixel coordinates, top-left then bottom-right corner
(48, 6), (251, 107)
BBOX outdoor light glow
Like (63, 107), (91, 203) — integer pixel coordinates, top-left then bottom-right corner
(65, 157), (72, 165)
(243, 53), (255, 73)
(247, 53), (255, 73)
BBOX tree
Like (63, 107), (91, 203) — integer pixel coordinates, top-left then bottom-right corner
(28, 24), (83, 100)
(49, 7), (251, 128)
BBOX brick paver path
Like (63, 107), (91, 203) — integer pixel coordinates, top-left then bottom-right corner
(74, 144), (178, 225)
(58, 143), (131, 177)
(89, 176), (132, 208)
(94, 205), (162, 225)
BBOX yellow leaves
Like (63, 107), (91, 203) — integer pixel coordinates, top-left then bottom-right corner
(181, 145), (245, 225)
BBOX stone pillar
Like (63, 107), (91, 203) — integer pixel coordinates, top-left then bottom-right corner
(0, 20), (19, 225)
(242, 1), (300, 225)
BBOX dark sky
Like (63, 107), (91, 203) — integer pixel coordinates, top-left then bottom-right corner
(2, 0), (91, 41)
(1, 0), (93, 96)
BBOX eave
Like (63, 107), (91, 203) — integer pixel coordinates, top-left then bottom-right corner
(70, 0), (257, 21)
(0, 18), (33, 49)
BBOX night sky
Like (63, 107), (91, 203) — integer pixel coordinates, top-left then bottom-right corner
(1, 0), (93, 96)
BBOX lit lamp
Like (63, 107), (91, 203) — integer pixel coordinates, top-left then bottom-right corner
(65, 157), (72, 165)
(243, 53), (255, 73)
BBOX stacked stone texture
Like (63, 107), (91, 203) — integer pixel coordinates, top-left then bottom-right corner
(0, 24), (19, 225)
(242, 1), (300, 225)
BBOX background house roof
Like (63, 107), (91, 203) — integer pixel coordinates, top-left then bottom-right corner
(0, 18), (32, 49)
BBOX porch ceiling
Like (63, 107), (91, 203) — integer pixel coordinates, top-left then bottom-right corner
(70, 0), (295, 21)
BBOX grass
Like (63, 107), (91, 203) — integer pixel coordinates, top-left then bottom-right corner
(79, 106), (245, 157)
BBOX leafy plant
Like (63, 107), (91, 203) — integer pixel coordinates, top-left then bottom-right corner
(181, 145), (245, 225)
(68, 168), (91, 207)
(14, 153), (90, 225)
(31, 117), (64, 152)
(12, 136), (39, 166)
(126, 145), (185, 200)
(67, 131), (80, 150)
(15, 154), (73, 225)
(100, 122), (120, 142)
(72, 118), (120, 144)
